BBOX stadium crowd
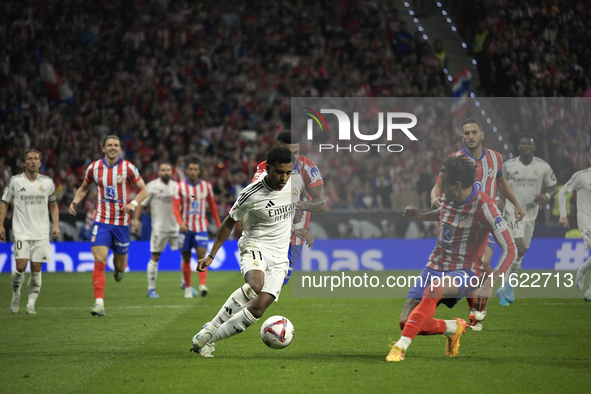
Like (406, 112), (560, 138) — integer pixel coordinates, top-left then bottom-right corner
(0, 0), (590, 239)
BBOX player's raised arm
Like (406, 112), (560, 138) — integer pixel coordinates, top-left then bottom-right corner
(297, 185), (327, 212)
(430, 180), (442, 208)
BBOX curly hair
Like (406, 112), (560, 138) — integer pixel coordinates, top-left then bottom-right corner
(441, 155), (476, 189)
(266, 146), (293, 167)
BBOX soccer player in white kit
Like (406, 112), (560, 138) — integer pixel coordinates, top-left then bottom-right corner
(189, 147), (312, 357)
(559, 155), (591, 301)
(0, 150), (60, 314)
(497, 133), (557, 305)
(133, 162), (179, 298)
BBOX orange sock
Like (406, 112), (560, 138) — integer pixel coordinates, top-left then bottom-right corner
(466, 295), (475, 309)
(198, 268), (207, 286)
(401, 286), (442, 339)
(182, 260), (192, 287)
(92, 262), (106, 299)
(418, 318), (446, 335)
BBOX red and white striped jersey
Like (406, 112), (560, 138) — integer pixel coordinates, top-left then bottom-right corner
(173, 179), (220, 232)
(437, 147), (503, 200)
(253, 155), (324, 245)
(84, 158), (141, 226)
(428, 189), (516, 276)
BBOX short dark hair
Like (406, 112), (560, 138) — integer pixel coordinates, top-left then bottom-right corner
(518, 132), (536, 145)
(185, 156), (200, 168)
(276, 130), (299, 145)
(266, 146), (293, 167)
(22, 149), (41, 161)
(462, 118), (482, 131)
(441, 155), (476, 189)
(158, 161), (172, 169)
(103, 135), (121, 147)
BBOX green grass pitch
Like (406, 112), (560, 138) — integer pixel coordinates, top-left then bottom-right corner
(1, 271), (590, 393)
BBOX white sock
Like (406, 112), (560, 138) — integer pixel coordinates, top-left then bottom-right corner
(394, 336), (412, 352)
(209, 308), (259, 343)
(95, 298), (104, 307)
(27, 272), (42, 307)
(504, 255), (524, 286)
(211, 284), (257, 329)
(12, 270), (25, 295)
(444, 319), (458, 336)
(579, 256), (591, 276)
(147, 260), (158, 290)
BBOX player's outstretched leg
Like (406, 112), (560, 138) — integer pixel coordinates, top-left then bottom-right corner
(191, 284), (257, 356)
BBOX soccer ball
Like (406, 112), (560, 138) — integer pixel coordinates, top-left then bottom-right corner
(260, 315), (294, 349)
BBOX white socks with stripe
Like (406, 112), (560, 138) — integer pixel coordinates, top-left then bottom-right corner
(209, 308), (259, 343)
(211, 283), (257, 329)
(27, 272), (41, 307)
(12, 270), (25, 296)
(147, 260), (158, 290)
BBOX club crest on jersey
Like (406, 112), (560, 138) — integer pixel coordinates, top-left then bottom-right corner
(457, 215), (468, 228)
(117, 174), (123, 183)
(487, 168), (494, 178)
(534, 169), (539, 175)
(39, 185), (45, 191)
(253, 261), (259, 267)
(292, 188), (299, 198)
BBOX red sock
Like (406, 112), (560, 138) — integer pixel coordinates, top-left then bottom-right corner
(92, 262), (106, 299)
(198, 268), (207, 286)
(182, 260), (192, 287)
(401, 286), (442, 339)
(466, 295), (475, 309)
(419, 318), (446, 335)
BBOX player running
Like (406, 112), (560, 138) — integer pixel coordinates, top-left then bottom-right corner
(70, 135), (148, 317)
(173, 157), (221, 298)
(190, 147), (312, 357)
(497, 133), (557, 305)
(1, 149), (60, 314)
(430, 118), (524, 330)
(253, 131), (325, 283)
(387, 155), (516, 362)
(133, 162), (180, 298)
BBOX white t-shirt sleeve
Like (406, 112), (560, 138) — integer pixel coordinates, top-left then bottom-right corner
(544, 164), (557, 188)
(229, 193), (251, 221)
(2, 178), (14, 203)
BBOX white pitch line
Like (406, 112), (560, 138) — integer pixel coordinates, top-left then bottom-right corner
(0, 304), (194, 311)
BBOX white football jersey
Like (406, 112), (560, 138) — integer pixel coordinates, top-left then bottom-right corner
(560, 168), (591, 230)
(2, 173), (56, 240)
(230, 174), (303, 259)
(502, 157), (557, 221)
(142, 178), (180, 233)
